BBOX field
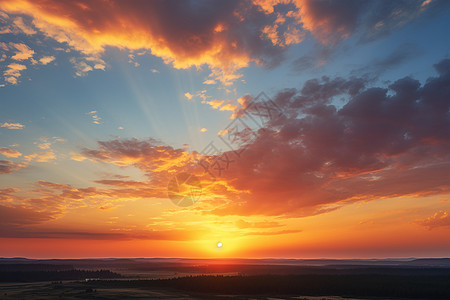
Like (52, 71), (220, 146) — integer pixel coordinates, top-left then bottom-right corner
(0, 281), (389, 300)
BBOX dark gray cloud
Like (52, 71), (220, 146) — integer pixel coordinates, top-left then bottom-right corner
(209, 58), (450, 216)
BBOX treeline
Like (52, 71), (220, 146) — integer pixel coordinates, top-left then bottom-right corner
(0, 269), (122, 282)
(123, 263), (450, 276)
(94, 274), (450, 299)
(0, 264), (73, 272)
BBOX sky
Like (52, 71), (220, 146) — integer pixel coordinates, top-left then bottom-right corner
(0, 0), (449, 259)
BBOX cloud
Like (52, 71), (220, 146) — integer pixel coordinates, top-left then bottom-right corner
(0, 205), (55, 236)
(235, 219), (282, 229)
(87, 110), (102, 124)
(223, 58), (450, 215)
(10, 42), (34, 60)
(200, 128), (208, 132)
(243, 229), (302, 236)
(65, 58), (450, 218)
(0, 0), (301, 84)
(0, 160), (26, 174)
(202, 100), (239, 112)
(0, 221), (209, 240)
(3, 63), (26, 84)
(25, 137), (62, 163)
(296, 0), (447, 43)
(33, 136), (65, 150)
(0, 42), (8, 51)
(4, 56), (444, 236)
(0, 122), (25, 129)
(93, 179), (148, 188)
(93, 63), (105, 70)
(296, 0), (365, 43)
(1, 0), (443, 84)
(359, 0), (449, 42)
(0, 185), (193, 240)
(416, 210), (450, 229)
(0, 177), (176, 240)
(291, 1), (446, 72)
(70, 152), (87, 162)
(184, 92), (193, 100)
(352, 43), (424, 77)
(203, 79), (217, 85)
(80, 138), (195, 174)
(24, 151), (56, 163)
(12, 16), (36, 35)
(206, 100), (225, 109)
(0, 14), (36, 35)
(291, 55), (316, 72)
(39, 55), (55, 65)
(374, 43), (423, 69)
(0, 146), (22, 158)
(70, 58), (93, 76)
(23, 137), (65, 162)
(220, 103), (238, 112)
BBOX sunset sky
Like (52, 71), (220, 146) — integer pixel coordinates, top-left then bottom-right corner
(1, 0), (450, 259)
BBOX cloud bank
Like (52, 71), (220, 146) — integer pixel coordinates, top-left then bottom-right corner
(0, 0), (443, 84)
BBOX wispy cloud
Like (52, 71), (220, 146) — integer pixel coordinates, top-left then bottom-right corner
(87, 110), (102, 125)
(34, 136), (65, 150)
(24, 151), (56, 163)
(1, 122), (25, 129)
(70, 58), (92, 76)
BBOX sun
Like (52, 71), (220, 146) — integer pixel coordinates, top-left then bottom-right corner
(217, 242), (223, 248)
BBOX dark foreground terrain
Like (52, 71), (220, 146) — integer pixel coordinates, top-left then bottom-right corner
(1, 274), (450, 299)
(1, 258), (450, 299)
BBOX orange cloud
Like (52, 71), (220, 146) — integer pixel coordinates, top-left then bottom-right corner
(47, 60), (442, 220)
(0, 146), (22, 158)
(0, 0), (304, 85)
(1, 122), (24, 129)
(39, 55), (55, 65)
(12, 16), (36, 35)
(416, 210), (450, 229)
(24, 151), (56, 163)
(10, 42), (34, 60)
(220, 103), (238, 112)
(206, 100), (225, 109)
(0, 0), (431, 85)
(3, 63), (26, 84)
